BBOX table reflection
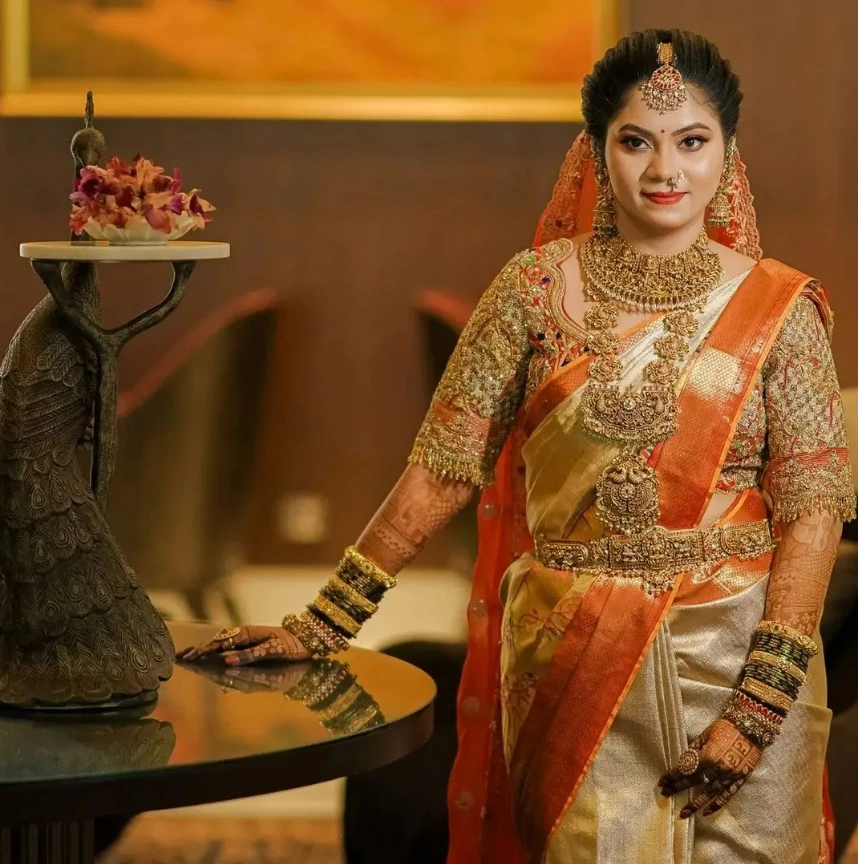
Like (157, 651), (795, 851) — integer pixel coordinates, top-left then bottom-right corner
(0, 714), (175, 779)
(184, 658), (387, 737)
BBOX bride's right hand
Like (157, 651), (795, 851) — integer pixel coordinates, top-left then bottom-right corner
(175, 624), (312, 665)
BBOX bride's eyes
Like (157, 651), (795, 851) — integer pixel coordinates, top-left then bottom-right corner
(620, 135), (650, 150)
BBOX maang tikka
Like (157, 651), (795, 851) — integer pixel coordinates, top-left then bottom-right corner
(640, 42), (687, 114)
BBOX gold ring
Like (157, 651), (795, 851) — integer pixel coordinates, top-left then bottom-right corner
(214, 626), (242, 643)
(677, 748), (700, 776)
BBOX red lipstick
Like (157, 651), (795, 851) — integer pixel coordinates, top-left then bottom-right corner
(644, 192), (686, 205)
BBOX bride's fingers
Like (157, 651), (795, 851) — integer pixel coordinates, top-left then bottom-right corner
(176, 627), (256, 662)
(680, 774), (731, 820)
(702, 778), (745, 816)
(224, 637), (291, 666)
(176, 639), (227, 662)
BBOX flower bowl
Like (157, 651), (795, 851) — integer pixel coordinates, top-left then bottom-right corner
(70, 155), (214, 245)
(83, 213), (197, 246)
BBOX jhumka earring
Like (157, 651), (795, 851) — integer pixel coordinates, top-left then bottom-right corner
(708, 139), (736, 228)
(593, 152), (616, 236)
(640, 42), (687, 114)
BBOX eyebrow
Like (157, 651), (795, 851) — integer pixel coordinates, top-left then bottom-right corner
(616, 122), (713, 137)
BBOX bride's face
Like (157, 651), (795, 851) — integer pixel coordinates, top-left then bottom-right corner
(603, 86), (726, 236)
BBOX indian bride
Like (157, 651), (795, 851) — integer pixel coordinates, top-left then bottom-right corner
(179, 29), (855, 864)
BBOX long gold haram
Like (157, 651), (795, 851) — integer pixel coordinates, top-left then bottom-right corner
(579, 230), (724, 534)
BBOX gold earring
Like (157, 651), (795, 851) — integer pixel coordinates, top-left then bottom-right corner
(708, 139), (736, 228)
(593, 154), (616, 236)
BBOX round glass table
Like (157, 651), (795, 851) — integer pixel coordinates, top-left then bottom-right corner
(0, 622), (435, 863)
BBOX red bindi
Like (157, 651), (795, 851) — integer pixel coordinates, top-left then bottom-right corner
(660, 129), (666, 134)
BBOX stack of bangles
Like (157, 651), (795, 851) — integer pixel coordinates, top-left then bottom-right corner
(722, 619), (818, 748)
(285, 659), (384, 735)
(281, 546), (397, 657)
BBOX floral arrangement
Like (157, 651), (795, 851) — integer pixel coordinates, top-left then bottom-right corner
(69, 155), (215, 244)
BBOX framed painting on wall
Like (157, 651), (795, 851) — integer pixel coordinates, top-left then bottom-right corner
(0, 0), (622, 120)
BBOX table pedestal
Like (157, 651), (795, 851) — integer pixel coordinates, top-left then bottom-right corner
(1, 820), (95, 864)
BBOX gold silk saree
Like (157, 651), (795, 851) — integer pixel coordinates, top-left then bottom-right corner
(408, 135), (854, 864)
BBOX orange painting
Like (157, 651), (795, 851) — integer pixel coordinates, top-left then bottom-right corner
(1, 0), (620, 119)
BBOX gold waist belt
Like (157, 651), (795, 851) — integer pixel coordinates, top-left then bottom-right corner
(535, 520), (774, 597)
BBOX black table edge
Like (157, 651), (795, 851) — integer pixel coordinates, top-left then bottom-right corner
(0, 700), (434, 825)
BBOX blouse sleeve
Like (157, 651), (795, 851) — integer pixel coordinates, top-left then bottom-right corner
(762, 294), (856, 523)
(408, 251), (532, 487)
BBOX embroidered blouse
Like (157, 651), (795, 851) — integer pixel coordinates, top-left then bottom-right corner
(409, 239), (855, 524)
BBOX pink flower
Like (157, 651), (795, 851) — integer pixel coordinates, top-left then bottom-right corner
(114, 186), (134, 208)
(150, 173), (172, 193)
(144, 207), (172, 232)
(105, 156), (133, 176)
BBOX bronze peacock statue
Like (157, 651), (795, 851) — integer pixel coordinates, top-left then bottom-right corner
(0, 94), (196, 710)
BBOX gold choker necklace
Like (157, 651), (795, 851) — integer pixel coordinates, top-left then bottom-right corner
(580, 229), (723, 312)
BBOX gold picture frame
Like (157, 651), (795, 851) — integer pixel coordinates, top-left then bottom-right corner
(1, 0), (622, 121)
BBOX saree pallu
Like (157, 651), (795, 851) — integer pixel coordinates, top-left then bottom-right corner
(447, 261), (834, 864)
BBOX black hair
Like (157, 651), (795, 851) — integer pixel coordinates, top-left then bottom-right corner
(582, 29), (742, 153)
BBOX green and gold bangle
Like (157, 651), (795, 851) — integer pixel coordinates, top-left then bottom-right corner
(755, 620), (818, 656)
(310, 596), (362, 639)
(336, 560), (388, 604)
(742, 664), (801, 701)
(327, 575), (379, 616)
(320, 580), (377, 625)
(285, 547), (397, 659)
(751, 635), (811, 669)
(344, 547), (398, 591)
(748, 650), (807, 685)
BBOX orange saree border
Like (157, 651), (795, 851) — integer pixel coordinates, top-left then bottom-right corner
(655, 260), (812, 528)
(511, 575), (681, 862)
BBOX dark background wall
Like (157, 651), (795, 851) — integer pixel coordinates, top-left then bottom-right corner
(1, 0), (854, 566)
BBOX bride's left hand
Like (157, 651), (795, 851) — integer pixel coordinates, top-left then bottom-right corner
(658, 718), (762, 818)
(176, 625), (312, 665)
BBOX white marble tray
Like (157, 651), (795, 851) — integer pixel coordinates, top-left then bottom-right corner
(20, 240), (230, 263)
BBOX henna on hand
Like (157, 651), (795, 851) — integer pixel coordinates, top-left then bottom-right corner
(766, 511), (841, 635)
(356, 464), (475, 575)
(176, 625), (311, 665)
(659, 719), (762, 818)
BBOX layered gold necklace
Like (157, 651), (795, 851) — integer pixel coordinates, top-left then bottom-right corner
(579, 229), (724, 534)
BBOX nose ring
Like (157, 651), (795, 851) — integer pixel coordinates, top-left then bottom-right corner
(667, 171), (685, 191)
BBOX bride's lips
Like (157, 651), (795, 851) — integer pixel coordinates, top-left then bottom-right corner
(643, 191), (687, 205)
